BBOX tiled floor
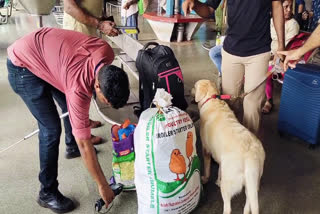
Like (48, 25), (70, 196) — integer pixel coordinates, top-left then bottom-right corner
(1, 6), (320, 214)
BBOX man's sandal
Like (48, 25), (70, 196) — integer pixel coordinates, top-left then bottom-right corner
(262, 100), (273, 114)
(91, 135), (103, 145)
(89, 119), (102, 129)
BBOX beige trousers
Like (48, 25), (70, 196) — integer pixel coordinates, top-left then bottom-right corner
(221, 49), (270, 135)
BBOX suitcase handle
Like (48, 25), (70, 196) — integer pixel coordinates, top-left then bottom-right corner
(143, 42), (159, 50)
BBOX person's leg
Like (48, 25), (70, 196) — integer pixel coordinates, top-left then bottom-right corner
(126, 12), (138, 40)
(221, 48), (245, 123)
(265, 66), (273, 100)
(221, 48), (245, 103)
(7, 59), (75, 212)
(243, 52), (270, 134)
(132, 12), (139, 40)
(265, 76), (273, 100)
(262, 66), (274, 114)
(50, 87), (101, 159)
(121, 15), (126, 26)
(50, 88), (76, 149)
(7, 59), (60, 192)
(209, 45), (222, 76)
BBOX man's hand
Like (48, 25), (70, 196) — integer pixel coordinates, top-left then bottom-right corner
(98, 21), (119, 37)
(123, 2), (131, 10)
(278, 25), (320, 71)
(182, 0), (195, 15)
(273, 47), (285, 66)
(277, 49), (303, 71)
(98, 184), (115, 208)
(75, 138), (113, 209)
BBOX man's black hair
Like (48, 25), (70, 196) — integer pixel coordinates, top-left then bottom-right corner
(98, 65), (130, 109)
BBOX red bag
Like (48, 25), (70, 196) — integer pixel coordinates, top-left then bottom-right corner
(286, 32), (314, 62)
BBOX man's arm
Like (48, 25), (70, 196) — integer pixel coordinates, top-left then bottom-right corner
(76, 138), (115, 207)
(64, 0), (119, 36)
(272, 0), (285, 58)
(124, 0), (138, 10)
(278, 25), (320, 70)
(182, 0), (216, 18)
(64, 0), (100, 28)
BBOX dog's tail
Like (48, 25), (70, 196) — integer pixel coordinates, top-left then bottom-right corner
(244, 159), (261, 214)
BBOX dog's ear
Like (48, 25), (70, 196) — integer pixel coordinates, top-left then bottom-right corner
(195, 83), (207, 103)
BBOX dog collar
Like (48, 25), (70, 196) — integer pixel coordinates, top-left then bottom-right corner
(201, 94), (232, 108)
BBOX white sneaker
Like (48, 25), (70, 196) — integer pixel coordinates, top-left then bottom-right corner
(201, 40), (216, 51)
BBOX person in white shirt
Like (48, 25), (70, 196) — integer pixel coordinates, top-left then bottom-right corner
(262, 0), (300, 114)
(270, 0), (300, 55)
(122, 0), (139, 39)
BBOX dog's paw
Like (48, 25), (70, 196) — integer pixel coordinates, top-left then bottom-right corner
(201, 176), (209, 184)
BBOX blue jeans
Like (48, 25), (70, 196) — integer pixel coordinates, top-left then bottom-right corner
(209, 45), (222, 76)
(7, 59), (77, 193)
(121, 12), (138, 40)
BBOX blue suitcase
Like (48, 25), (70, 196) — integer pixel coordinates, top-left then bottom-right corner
(278, 64), (320, 145)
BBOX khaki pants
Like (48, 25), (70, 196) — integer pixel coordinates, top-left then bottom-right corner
(221, 49), (270, 135)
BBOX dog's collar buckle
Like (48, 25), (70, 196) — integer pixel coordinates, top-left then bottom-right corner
(201, 94), (232, 108)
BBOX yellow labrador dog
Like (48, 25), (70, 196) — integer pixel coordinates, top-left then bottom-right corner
(194, 80), (265, 214)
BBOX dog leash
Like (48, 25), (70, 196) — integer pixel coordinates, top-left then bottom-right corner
(202, 70), (274, 107)
(228, 58), (284, 100)
(232, 71), (272, 100)
(201, 94), (232, 108)
(202, 58), (284, 105)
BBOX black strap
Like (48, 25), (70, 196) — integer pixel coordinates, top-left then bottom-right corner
(143, 42), (159, 50)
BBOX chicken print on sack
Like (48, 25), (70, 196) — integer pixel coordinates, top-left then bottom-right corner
(186, 131), (193, 167)
(169, 149), (187, 182)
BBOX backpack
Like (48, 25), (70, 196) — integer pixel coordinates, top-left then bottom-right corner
(135, 42), (188, 116)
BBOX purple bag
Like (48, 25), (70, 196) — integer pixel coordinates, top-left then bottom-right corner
(111, 124), (136, 190)
(111, 125), (135, 157)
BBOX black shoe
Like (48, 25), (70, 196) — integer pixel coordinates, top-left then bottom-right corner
(37, 190), (75, 213)
(65, 146), (98, 159)
(65, 146), (81, 159)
